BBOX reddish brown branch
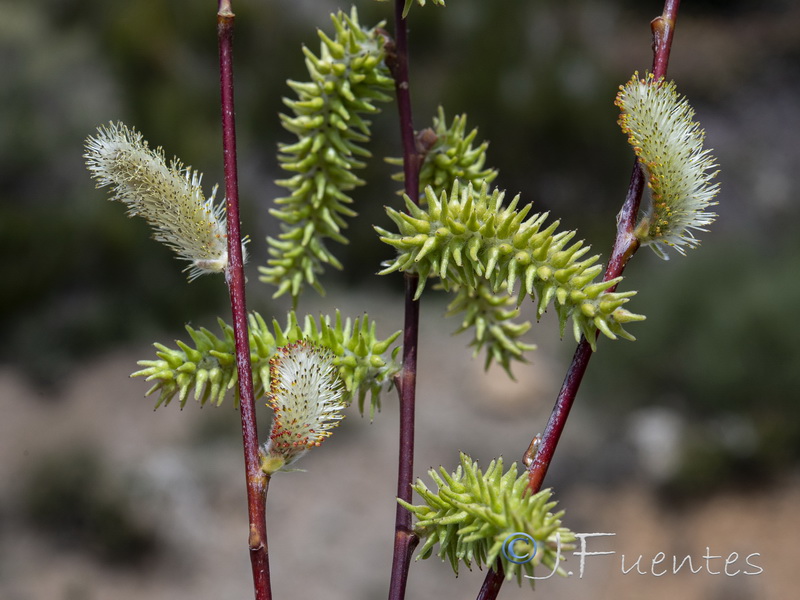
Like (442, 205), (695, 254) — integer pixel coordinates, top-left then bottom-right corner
(388, 276), (420, 600)
(477, 2), (681, 598)
(217, 2), (271, 599)
(386, 1), (423, 599)
(525, 0), (680, 506)
(651, 0), (681, 81)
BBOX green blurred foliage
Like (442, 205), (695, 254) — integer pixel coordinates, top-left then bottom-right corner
(20, 448), (161, 566)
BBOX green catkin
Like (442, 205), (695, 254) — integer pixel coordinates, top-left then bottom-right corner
(377, 181), (644, 349)
(390, 108), (533, 371)
(258, 8), (394, 301)
(388, 107), (498, 201)
(445, 282), (537, 376)
(398, 453), (575, 586)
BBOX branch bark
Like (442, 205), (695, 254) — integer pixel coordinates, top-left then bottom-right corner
(217, 2), (270, 599)
(386, 1), (423, 599)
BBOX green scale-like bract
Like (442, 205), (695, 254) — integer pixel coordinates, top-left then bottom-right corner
(258, 9), (394, 300)
(377, 181), (645, 348)
(398, 453), (575, 585)
(133, 311), (401, 417)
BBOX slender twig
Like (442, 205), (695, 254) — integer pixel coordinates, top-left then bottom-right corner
(527, 162), (646, 493)
(476, 2), (681, 598)
(386, 2), (423, 599)
(388, 284), (420, 600)
(217, 2), (270, 599)
(651, 0), (681, 82)
(527, 0), (681, 494)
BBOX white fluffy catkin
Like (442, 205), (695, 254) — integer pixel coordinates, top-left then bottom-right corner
(85, 122), (246, 279)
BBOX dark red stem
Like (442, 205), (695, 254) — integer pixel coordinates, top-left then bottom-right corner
(477, 2), (681, 598)
(387, 2), (423, 599)
(217, 2), (271, 600)
(651, 0), (681, 81)
(388, 277), (420, 600)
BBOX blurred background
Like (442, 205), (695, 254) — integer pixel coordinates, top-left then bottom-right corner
(2, 0), (799, 599)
